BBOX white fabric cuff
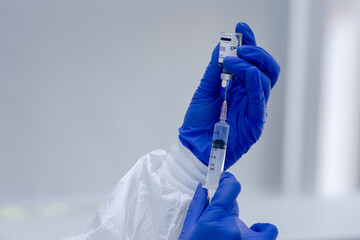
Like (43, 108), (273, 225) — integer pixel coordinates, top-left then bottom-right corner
(157, 139), (208, 196)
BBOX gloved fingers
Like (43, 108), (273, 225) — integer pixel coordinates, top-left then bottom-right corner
(245, 67), (266, 121)
(197, 44), (223, 99)
(223, 56), (271, 103)
(231, 198), (240, 216)
(235, 22), (256, 46)
(236, 218), (251, 232)
(250, 223), (279, 237)
(237, 45), (280, 88)
(210, 172), (241, 209)
(223, 56), (249, 80)
(182, 183), (208, 227)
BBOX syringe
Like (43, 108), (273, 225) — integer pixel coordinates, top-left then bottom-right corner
(204, 32), (241, 202)
(205, 98), (230, 202)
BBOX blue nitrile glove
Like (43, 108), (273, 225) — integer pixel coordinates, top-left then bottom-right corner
(178, 22), (280, 170)
(178, 172), (278, 240)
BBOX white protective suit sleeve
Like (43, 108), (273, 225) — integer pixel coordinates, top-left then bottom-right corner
(63, 139), (208, 240)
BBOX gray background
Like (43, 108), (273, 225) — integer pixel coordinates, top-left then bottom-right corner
(1, 0), (359, 239)
(0, 0), (287, 198)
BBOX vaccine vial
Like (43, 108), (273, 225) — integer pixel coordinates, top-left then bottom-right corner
(218, 32), (242, 68)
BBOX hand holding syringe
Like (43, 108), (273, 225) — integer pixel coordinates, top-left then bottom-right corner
(178, 23), (281, 202)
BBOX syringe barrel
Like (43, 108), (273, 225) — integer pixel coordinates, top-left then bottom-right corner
(205, 120), (230, 201)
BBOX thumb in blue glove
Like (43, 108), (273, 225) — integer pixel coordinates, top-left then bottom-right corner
(178, 172), (278, 240)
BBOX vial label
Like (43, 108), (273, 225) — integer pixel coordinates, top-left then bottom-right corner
(218, 33), (241, 64)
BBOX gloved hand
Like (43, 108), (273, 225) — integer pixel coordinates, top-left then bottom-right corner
(178, 22), (280, 170)
(178, 172), (278, 240)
